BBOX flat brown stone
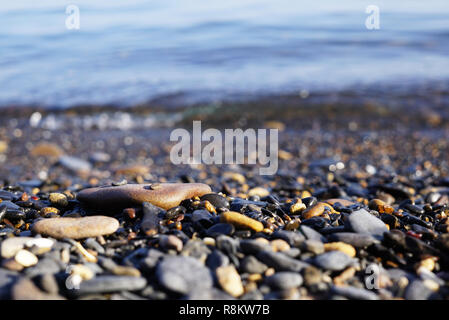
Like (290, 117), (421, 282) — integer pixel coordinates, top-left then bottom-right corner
(325, 198), (356, 207)
(32, 216), (119, 239)
(76, 183), (212, 210)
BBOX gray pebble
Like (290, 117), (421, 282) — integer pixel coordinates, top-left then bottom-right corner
(257, 250), (310, 272)
(330, 285), (379, 300)
(240, 255), (268, 274)
(265, 272), (303, 290)
(346, 209), (388, 237)
(77, 276), (147, 295)
(156, 256), (213, 295)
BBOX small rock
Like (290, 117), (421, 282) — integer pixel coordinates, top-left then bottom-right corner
(324, 242), (356, 257)
(156, 256), (213, 295)
(240, 255), (268, 274)
(220, 211), (264, 232)
(346, 209), (388, 237)
(12, 278), (65, 300)
(331, 285), (379, 300)
(265, 272), (303, 290)
(32, 216), (119, 239)
(76, 276), (147, 295)
(14, 249), (38, 267)
(257, 250), (310, 272)
(314, 251), (355, 271)
(49, 193), (68, 207)
(159, 235), (183, 252)
(77, 183), (212, 210)
(216, 265), (244, 297)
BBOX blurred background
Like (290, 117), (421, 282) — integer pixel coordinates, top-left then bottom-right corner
(1, 0), (449, 109)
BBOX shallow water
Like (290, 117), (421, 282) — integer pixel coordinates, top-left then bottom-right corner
(1, 0), (449, 108)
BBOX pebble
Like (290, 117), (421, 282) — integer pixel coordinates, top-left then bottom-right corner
(330, 285), (379, 300)
(156, 256), (213, 295)
(327, 232), (379, 248)
(141, 202), (162, 236)
(248, 187), (270, 198)
(324, 242), (357, 257)
(299, 225), (326, 242)
(49, 193), (68, 207)
(76, 276), (147, 295)
(32, 216), (119, 239)
(1, 237), (54, 258)
(346, 209), (388, 237)
(216, 265), (244, 297)
(59, 155), (92, 172)
(240, 255), (268, 274)
(272, 230), (305, 247)
(206, 250), (230, 270)
(159, 235), (183, 252)
(257, 250), (310, 272)
(14, 249), (38, 267)
(404, 280), (435, 300)
(270, 239), (290, 252)
(11, 278), (65, 300)
(265, 272), (303, 290)
(313, 251), (355, 271)
(30, 142), (64, 158)
(200, 193), (230, 209)
(77, 183), (212, 210)
(220, 211), (264, 232)
(302, 240), (325, 255)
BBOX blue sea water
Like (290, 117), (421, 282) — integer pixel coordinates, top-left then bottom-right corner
(0, 0), (448, 108)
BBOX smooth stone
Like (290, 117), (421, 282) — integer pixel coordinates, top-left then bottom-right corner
(327, 232), (379, 248)
(330, 285), (379, 300)
(216, 265), (244, 297)
(76, 276), (147, 295)
(0, 269), (19, 299)
(77, 183), (212, 210)
(206, 223), (235, 237)
(239, 239), (271, 255)
(24, 257), (62, 277)
(0, 201), (21, 211)
(32, 216), (119, 239)
(14, 249), (38, 267)
(11, 278), (65, 300)
(240, 255), (268, 274)
(200, 193), (230, 209)
(0, 190), (15, 201)
(59, 155), (92, 172)
(404, 280), (435, 300)
(256, 250), (310, 272)
(313, 251), (356, 271)
(206, 250), (230, 271)
(265, 272), (303, 290)
(301, 240), (325, 255)
(159, 235), (183, 252)
(272, 230), (305, 247)
(346, 209), (388, 237)
(156, 256), (213, 295)
(192, 209), (214, 225)
(1, 237), (55, 259)
(299, 225), (326, 242)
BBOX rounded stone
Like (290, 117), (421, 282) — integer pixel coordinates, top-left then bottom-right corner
(77, 183), (212, 210)
(156, 256), (213, 295)
(32, 216), (119, 239)
(265, 272), (303, 290)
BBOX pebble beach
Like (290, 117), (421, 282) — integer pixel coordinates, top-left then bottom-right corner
(1, 97), (449, 301)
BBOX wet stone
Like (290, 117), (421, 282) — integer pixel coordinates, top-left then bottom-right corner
(32, 216), (119, 239)
(156, 256), (213, 295)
